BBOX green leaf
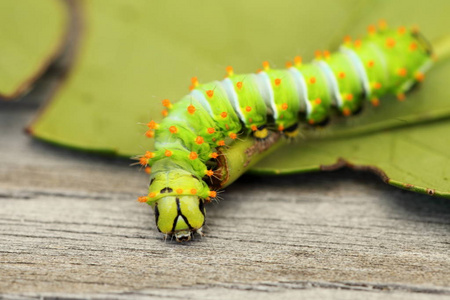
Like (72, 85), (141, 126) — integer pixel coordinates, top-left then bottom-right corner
(28, 0), (450, 196)
(0, 0), (68, 99)
(251, 118), (450, 198)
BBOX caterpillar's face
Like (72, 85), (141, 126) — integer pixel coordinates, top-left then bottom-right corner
(154, 195), (205, 242)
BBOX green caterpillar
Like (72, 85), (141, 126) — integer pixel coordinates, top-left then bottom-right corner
(137, 23), (433, 242)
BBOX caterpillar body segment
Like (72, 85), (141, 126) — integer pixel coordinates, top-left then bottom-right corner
(139, 26), (432, 241)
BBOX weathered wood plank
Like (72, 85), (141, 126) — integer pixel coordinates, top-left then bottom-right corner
(1, 78), (450, 299)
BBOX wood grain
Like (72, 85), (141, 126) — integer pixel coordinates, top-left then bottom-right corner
(1, 73), (450, 300)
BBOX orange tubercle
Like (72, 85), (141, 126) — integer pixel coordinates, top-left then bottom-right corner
(386, 38), (396, 48)
(378, 19), (387, 30)
(137, 196), (148, 203)
(345, 94), (353, 101)
(206, 90), (214, 98)
(148, 192), (157, 198)
(314, 98), (322, 105)
(190, 189), (197, 195)
(144, 151), (155, 158)
(210, 152), (219, 159)
(139, 157), (148, 166)
(147, 120), (159, 129)
(285, 61), (293, 68)
(229, 132), (237, 139)
(315, 50), (322, 59)
(371, 98), (380, 107)
(217, 140), (225, 146)
(145, 130), (154, 138)
(367, 24), (376, 34)
(205, 170), (214, 177)
(397, 93), (406, 101)
(354, 39), (362, 48)
(397, 26), (406, 35)
(323, 50), (330, 59)
(236, 81), (243, 90)
(281, 103), (288, 110)
(251, 124), (257, 131)
(245, 106), (252, 112)
(278, 124), (284, 131)
(187, 104), (196, 114)
(343, 35), (352, 44)
(274, 78), (281, 86)
(162, 99), (172, 109)
(144, 167), (151, 174)
(338, 72), (346, 79)
(169, 126), (178, 134)
(189, 151), (198, 160)
(373, 82), (382, 89)
(294, 56), (302, 66)
(176, 188), (183, 194)
(207, 127), (215, 134)
(161, 109), (168, 117)
(367, 60), (374, 68)
(208, 191), (217, 198)
(191, 76), (199, 86)
(164, 150), (172, 157)
(342, 108), (351, 116)
(195, 136), (204, 145)
(309, 77), (316, 84)
(262, 61), (270, 71)
(397, 68), (407, 77)
(226, 66), (234, 76)
(409, 42), (418, 51)
(415, 72), (425, 82)
(221, 111), (228, 118)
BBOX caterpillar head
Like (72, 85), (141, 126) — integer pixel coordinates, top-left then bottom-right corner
(154, 195), (205, 242)
(145, 168), (210, 242)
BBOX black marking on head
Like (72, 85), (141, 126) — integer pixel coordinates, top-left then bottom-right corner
(149, 178), (155, 186)
(177, 198), (193, 230)
(171, 198), (181, 233)
(180, 214), (193, 230)
(199, 200), (206, 226)
(199, 199), (205, 217)
(191, 175), (198, 180)
(171, 197), (194, 233)
(257, 125), (267, 131)
(160, 187), (173, 194)
(154, 204), (161, 232)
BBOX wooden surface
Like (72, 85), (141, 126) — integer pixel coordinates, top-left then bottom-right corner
(1, 74), (450, 300)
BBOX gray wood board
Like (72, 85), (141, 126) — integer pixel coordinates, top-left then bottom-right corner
(1, 78), (450, 299)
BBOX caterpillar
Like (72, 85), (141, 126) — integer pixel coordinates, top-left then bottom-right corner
(137, 23), (433, 242)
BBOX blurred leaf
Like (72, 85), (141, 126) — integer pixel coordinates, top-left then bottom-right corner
(29, 0), (450, 196)
(0, 0), (68, 99)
